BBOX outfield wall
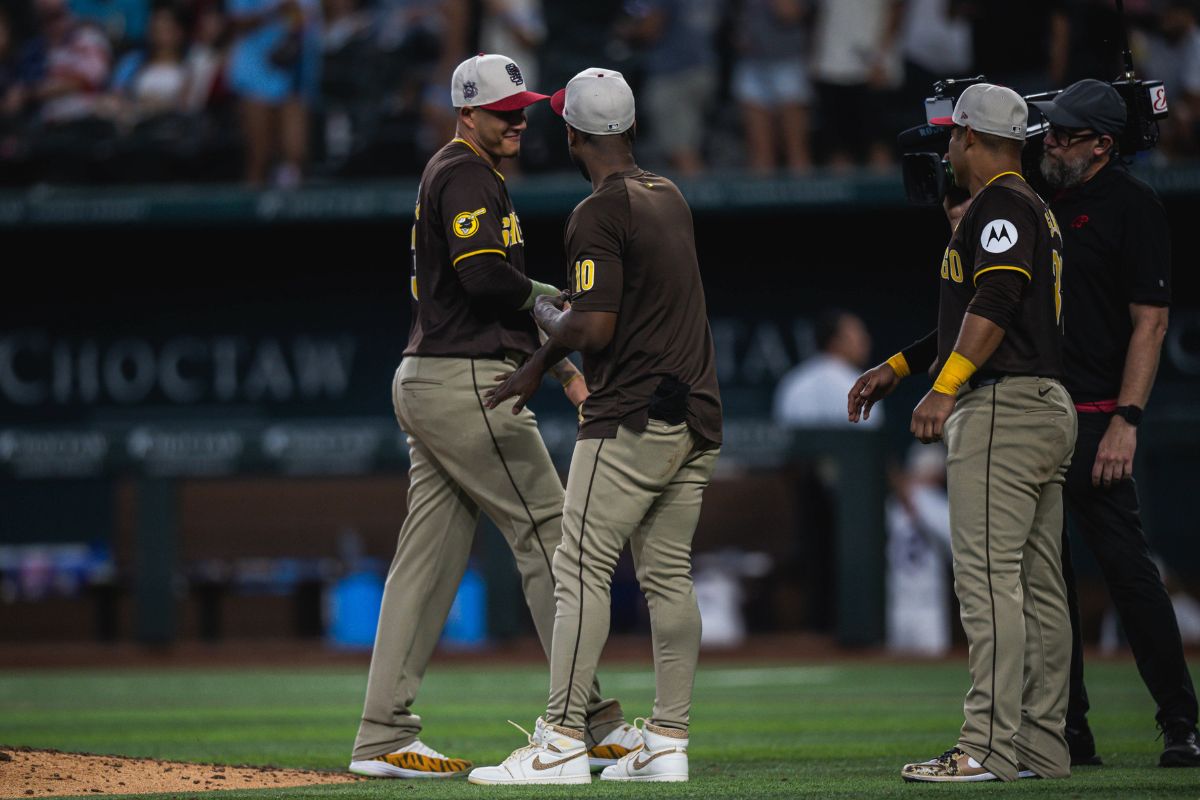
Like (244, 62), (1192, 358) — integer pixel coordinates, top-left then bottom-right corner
(2, 171), (1197, 646)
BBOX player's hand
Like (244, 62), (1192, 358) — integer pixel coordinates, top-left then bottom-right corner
(911, 390), (955, 443)
(1092, 415), (1137, 488)
(943, 192), (972, 230)
(535, 292), (568, 313)
(486, 362), (544, 414)
(848, 362), (901, 423)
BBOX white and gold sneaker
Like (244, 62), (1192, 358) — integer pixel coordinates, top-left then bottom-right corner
(588, 721), (644, 771)
(901, 747), (1035, 782)
(348, 739), (471, 778)
(600, 719), (688, 783)
(468, 718), (591, 785)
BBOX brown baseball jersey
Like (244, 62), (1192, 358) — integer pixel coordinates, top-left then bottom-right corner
(937, 172), (1065, 378)
(404, 138), (539, 358)
(565, 168), (722, 445)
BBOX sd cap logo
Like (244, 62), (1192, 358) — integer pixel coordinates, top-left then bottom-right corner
(453, 208), (487, 238)
(981, 219), (1018, 253)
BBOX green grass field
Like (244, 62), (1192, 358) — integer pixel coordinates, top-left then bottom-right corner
(2, 659), (1197, 799)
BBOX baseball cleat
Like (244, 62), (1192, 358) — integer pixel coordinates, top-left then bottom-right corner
(348, 739), (471, 778)
(901, 747), (1034, 782)
(600, 719), (688, 782)
(1160, 723), (1200, 767)
(467, 717), (591, 785)
(587, 721), (644, 770)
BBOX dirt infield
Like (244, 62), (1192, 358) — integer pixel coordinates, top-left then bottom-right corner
(0, 747), (362, 798)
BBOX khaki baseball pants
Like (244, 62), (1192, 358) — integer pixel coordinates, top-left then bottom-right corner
(352, 356), (621, 761)
(545, 420), (720, 733)
(945, 376), (1077, 781)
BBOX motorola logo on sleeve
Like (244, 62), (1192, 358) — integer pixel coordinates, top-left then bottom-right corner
(981, 220), (1018, 253)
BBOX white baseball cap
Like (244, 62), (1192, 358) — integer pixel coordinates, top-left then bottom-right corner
(450, 53), (548, 111)
(931, 83), (1028, 141)
(550, 68), (635, 135)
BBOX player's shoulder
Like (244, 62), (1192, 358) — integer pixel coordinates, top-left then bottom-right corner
(425, 142), (501, 190)
(572, 173), (633, 219)
(626, 169), (677, 190)
(970, 176), (1042, 223)
(985, 173), (1040, 203)
(622, 169), (686, 205)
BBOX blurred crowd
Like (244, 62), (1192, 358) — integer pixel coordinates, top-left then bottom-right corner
(1, 0), (1199, 188)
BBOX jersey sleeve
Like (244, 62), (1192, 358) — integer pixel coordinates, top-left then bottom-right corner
(1120, 187), (1171, 307)
(966, 269), (1027, 330)
(436, 162), (512, 270)
(966, 187), (1039, 287)
(565, 190), (626, 314)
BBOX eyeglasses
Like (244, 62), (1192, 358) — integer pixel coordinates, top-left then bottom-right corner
(1045, 124), (1101, 148)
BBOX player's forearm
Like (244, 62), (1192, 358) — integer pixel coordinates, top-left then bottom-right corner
(1117, 305), (1169, 408)
(534, 304), (578, 349)
(538, 329), (581, 386)
(457, 255), (555, 310)
(923, 272), (1021, 393)
(888, 328), (938, 378)
(524, 338), (572, 379)
(547, 356), (581, 386)
(533, 305), (597, 353)
(928, 313), (1005, 396)
(948, 312), (1006, 369)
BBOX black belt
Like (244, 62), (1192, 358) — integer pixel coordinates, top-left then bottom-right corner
(968, 372), (1055, 390)
(969, 372), (1013, 390)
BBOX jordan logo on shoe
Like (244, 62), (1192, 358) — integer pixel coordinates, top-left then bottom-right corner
(531, 751), (586, 771)
(632, 749), (676, 770)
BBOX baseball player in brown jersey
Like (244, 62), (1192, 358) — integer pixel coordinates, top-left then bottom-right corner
(469, 67), (722, 786)
(849, 84), (1076, 782)
(348, 54), (640, 780)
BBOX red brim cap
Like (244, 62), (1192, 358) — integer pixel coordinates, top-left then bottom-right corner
(929, 116), (956, 127)
(550, 88), (567, 117)
(479, 90), (550, 111)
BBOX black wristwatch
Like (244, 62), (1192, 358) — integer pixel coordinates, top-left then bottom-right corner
(1114, 405), (1144, 426)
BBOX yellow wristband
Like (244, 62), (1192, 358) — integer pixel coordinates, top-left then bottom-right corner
(886, 353), (911, 379)
(561, 372), (582, 389)
(932, 351), (978, 396)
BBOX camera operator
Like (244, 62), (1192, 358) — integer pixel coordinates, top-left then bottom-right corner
(1031, 78), (1200, 768)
